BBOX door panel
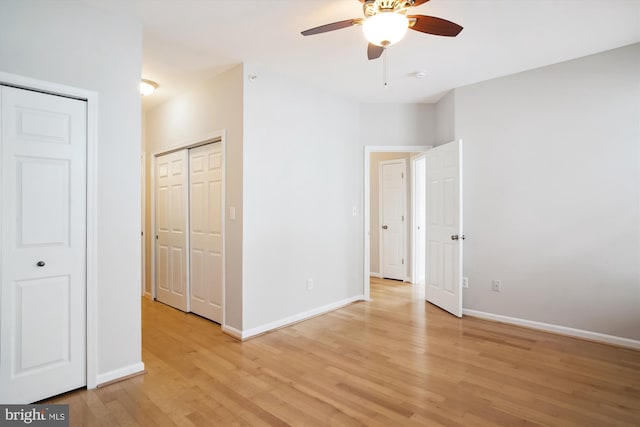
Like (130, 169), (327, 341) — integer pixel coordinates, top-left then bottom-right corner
(413, 156), (426, 284)
(380, 160), (406, 280)
(0, 86), (87, 403)
(189, 143), (223, 322)
(158, 245), (169, 291)
(18, 159), (70, 246)
(16, 276), (70, 373)
(425, 140), (462, 317)
(155, 150), (189, 311)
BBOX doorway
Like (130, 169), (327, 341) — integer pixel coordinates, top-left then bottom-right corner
(364, 146), (430, 300)
(363, 142), (463, 317)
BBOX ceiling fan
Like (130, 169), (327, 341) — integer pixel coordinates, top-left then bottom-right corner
(301, 0), (463, 60)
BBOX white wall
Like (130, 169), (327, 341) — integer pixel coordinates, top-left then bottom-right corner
(0, 1), (144, 376)
(148, 70), (437, 334)
(360, 103), (436, 146)
(144, 65), (244, 330)
(435, 91), (455, 146)
(370, 152), (412, 277)
(242, 65), (362, 331)
(457, 43), (640, 340)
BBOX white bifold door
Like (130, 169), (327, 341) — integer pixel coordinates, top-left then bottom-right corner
(425, 140), (463, 317)
(155, 143), (223, 323)
(0, 86), (87, 403)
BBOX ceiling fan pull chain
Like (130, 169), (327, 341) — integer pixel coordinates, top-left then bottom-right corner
(383, 48), (388, 88)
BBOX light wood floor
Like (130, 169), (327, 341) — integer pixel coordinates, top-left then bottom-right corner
(45, 277), (640, 426)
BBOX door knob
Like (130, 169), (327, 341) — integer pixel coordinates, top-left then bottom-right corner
(36, 261), (46, 267)
(382, 225), (388, 230)
(450, 235), (465, 241)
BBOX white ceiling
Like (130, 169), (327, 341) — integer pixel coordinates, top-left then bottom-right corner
(83, 0), (640, 111)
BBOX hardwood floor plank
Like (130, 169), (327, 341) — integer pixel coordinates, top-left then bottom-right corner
(42, 278), (640, 426)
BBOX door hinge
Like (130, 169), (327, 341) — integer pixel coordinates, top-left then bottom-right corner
(402, 215), (404, 222)
(401, 172), (404, 179)
(402, 258), (405, 265)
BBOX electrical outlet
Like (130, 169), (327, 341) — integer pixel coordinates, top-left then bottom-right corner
(462, 277), (469, 288)
(306, 278), (314, 290)
(492, 280), (501, 292)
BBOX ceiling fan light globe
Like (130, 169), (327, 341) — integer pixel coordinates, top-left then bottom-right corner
(363, 12), (409, 47)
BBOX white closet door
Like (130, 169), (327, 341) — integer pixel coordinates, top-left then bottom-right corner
(155, 150), (189, 312)
(0, 86), (87, 403)
(189, 143), (223, 323)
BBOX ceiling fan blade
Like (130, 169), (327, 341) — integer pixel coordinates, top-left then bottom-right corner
(408, 15), (463, 37)
(301, 18), (362, 36)
(367, 43), (384, 60)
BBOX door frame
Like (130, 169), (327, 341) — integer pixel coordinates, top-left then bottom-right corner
(411, 153), (427, 284)
(378, 158), (407, 281)
(363, 145), (430, 300)
(0, 71), (99, 389)
(150, 131), (226, 324)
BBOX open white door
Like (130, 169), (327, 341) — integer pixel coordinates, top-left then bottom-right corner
(155, 150), (189, 312)
(413, 155), (427, 284)
(141, 153), (146, 297)
(0, 86), (87, 403)
(189, 143), (223, 323)
(380, 159), (406, 280)
(425, 140), (463, 317)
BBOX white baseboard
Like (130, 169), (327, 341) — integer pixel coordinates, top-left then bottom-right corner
(370, 272), (382, 278)
(463, 309), (640, 350)
(221, 324), (243, 340)
(96, 361), (145, 386)
(225, 295), (365, 341)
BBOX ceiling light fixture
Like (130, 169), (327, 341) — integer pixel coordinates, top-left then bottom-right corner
(140, 79), (158, 96)
(363, 11), (409, 47)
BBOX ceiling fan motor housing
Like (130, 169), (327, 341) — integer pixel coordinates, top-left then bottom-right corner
(363, 0), (412, 18)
